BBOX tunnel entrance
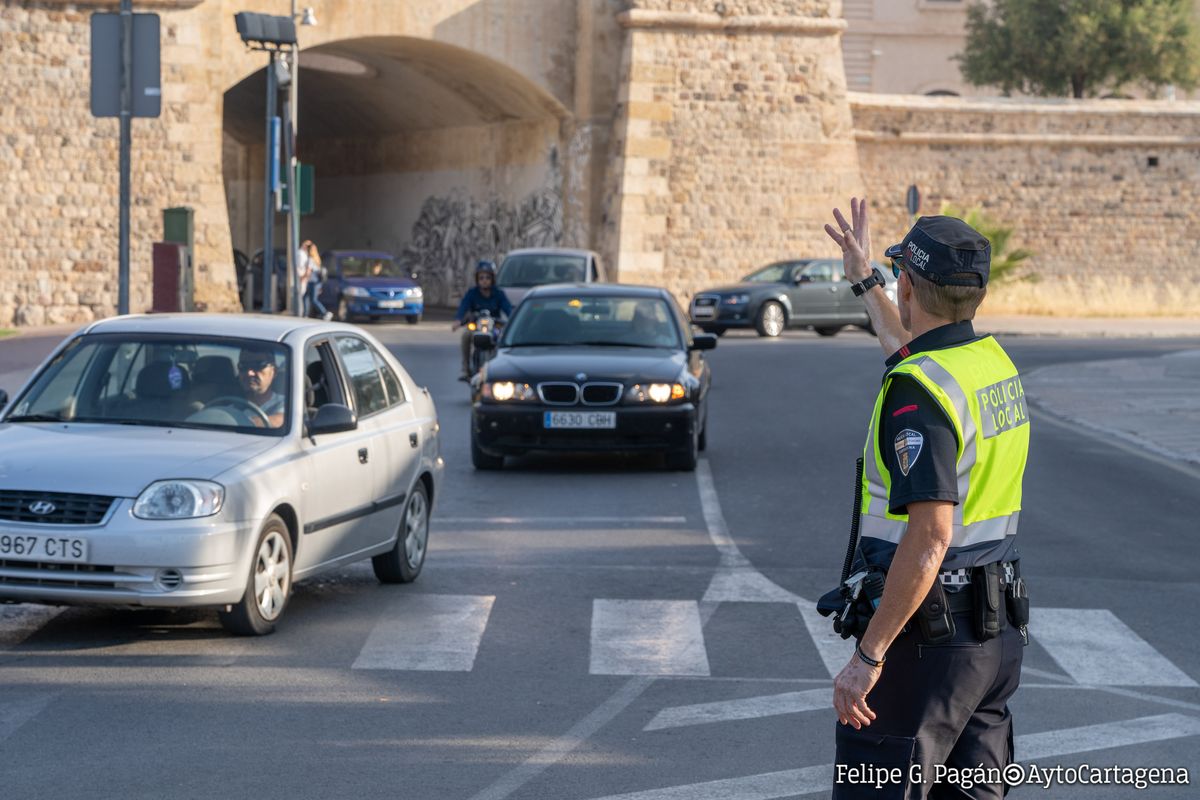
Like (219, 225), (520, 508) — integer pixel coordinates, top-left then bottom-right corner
(222, 36), (569, 307)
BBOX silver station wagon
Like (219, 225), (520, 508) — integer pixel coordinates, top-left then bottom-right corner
(0, 315), (442, 635)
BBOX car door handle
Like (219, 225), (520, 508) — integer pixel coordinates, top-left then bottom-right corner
(409, 432), (419, 448)
(358, 447), (369, 464)
(828, 286), (839, 292)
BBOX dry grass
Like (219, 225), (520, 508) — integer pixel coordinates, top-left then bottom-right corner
(0, 328), (15, 338)
(983, 275), (1200, 318)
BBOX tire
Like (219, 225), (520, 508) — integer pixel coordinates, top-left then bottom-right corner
(471, 426), (504, 470)
(372, 481), (430, 583)
(754, 301), (786, 337)
(862, 318), (877, 337)
(336, 296), (351, 322)
(814, 326), (842, 337)
(219, 514), (293, 636)
(665, 427), (699, 471)
(697, 413), (708, 452)
(406, 314), (421, 325)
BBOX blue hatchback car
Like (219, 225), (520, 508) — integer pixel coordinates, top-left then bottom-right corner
(319, 250), (424, 324)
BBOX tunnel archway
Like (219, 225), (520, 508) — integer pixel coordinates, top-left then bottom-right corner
(222, 37), (571, 306)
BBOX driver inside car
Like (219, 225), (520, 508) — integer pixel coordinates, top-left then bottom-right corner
(237, 346), (285, 428)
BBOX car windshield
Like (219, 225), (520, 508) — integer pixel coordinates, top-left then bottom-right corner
(497, 254), (587, 288)
(340, 256), (404, 278)
(4, 334), (291, 435)
(503, 296), (680, 349)
(741, 262), (799, 283)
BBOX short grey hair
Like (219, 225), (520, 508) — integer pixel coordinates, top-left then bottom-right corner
(907, 270), (987, 322)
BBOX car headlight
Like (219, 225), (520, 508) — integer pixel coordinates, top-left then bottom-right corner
(628, 383), (687, 404)
(723, 294), (750, 305)
(343, 286), (370, 298)
(133, 480), (224, 520)
(404, 287), (423, 298)
(482, 381), (535, 402)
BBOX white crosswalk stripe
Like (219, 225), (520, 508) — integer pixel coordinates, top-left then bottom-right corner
(352, 593), (495, 672)
(644, 688), (833, 731)
(1034, 608), (1197, 687)
(590, 599), (710, 676)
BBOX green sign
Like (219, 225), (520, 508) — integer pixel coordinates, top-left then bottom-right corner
(283, 163), (315, 215)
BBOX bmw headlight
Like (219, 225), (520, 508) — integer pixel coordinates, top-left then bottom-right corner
(628, 383), (687, 404)
(482, 381), (535, 402)
(343, 286), (370, 298)
(133, 480), (224, 520)
(404, 287), (423, 299)
(723, 294), (750, 305)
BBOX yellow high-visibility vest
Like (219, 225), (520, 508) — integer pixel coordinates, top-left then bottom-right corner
(860, 335), (1030, 571)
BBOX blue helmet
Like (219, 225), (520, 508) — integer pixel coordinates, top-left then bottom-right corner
(476, 260), (497, 276)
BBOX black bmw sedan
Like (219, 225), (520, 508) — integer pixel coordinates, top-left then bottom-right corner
(470, 284), (715, 471)
(689, 258), (896, 337)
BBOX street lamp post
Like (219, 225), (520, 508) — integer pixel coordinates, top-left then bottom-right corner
(286, 4), (317, 317)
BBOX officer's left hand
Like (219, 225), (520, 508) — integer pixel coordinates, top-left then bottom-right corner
(834, 656), (880, 729)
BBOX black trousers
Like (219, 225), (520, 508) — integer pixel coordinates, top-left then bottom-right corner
(832, 612), (1023, 800)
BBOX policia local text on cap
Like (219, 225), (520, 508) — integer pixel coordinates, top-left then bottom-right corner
(821, 199), (1031, 800)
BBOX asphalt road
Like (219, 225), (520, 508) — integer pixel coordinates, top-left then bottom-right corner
(1, 323), (1198, 800)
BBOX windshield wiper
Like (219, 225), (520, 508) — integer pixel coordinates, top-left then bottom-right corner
(4, 413), (64, 423)
(576, 341), (665, 349)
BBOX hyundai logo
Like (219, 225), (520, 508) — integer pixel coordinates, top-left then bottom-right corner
(28, 501), (56, 516)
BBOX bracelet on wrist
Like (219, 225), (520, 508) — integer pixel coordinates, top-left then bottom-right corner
(856, 643), (885, 668)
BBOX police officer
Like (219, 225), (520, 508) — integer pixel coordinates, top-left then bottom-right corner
(823, 198), (1030, 799)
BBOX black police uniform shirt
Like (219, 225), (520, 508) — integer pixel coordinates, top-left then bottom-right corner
(879, 321), (983, 515)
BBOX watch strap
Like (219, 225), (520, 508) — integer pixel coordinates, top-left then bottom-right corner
(851, 268), (885, 297)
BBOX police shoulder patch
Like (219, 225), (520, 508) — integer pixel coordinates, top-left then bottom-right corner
(894, 428), (924, 477)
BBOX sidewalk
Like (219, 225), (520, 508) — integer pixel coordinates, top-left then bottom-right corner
(977, 314), (1200, 338)
(1024, 349), (1200, 468)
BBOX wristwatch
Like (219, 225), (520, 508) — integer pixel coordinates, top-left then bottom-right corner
(851, 268), (886, 297)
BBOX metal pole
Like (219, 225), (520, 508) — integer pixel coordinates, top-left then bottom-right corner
(262, 51), (277, 313)
(117, 0), (132, 316)
(288, 1), (303, 317)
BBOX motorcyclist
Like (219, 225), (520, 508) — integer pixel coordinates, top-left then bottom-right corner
(453, 260), (513, 380)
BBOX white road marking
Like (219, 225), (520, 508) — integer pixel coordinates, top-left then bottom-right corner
(590, 600), (710, 676)
(0, 604), (63, 647)
(796, 601), (856, 678)
(696, 460), (751, 568)
(352, 594), (494, 672)
(644, 688), (832, 731)
(1017, 713), (1200, 760)
(1034, 608), (1197, 686)
(581, 765), (834, 800)
(0, 693), (55, 744)
(437, 516), (688, 525)
(583, 714), (1200, 800)
(702, 566), (802, 604)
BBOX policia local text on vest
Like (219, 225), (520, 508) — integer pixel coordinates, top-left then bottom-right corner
(820, 206), (1032, 800)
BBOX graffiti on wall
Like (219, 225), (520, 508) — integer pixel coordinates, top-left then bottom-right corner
(395, 186), (563, 307)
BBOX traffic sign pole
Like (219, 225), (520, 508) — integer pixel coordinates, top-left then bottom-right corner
(118, 0), (132, 316)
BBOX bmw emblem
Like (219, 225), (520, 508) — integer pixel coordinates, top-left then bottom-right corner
(575, 372), (588, 382)
(28, 501), (56, 516)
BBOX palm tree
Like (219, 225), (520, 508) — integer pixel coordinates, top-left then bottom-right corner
(938, 203), (1034, 284)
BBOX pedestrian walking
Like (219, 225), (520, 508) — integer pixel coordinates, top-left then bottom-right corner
(298, 240), (332, 320)
(821, 198), (1031, 799)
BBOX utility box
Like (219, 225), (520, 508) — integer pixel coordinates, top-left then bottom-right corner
(151, 242), (192, 312)
(162, 206), (195, 310)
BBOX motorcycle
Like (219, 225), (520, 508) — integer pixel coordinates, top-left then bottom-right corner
(467, 309), (502, 379)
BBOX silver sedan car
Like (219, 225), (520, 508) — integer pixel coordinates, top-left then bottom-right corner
(0, 315), (443, 635)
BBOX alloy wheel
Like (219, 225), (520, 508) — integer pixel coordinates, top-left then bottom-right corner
(253, 530), (291, 621)
(761, 303), (785, 337)
(403, 490), (429, 570)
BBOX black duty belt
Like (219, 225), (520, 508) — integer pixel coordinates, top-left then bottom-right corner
(946, 588), (975, 614)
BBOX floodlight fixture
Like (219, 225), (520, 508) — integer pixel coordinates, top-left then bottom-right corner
(299, 7), (318, 26)
(234, 12), (297, 49)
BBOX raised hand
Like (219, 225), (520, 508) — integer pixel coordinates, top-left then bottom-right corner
(823, 196), (872, 283)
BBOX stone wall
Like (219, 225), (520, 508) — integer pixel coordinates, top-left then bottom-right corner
(852, 93), (1200, 314)
(0, 0), (240, 326)
(604, 0), (864, 299)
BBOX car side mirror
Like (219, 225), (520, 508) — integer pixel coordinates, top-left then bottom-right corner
(473, 333), (496, 351)
(690, 334), (718, 351)
(307, 403), (357, 436)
